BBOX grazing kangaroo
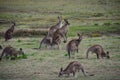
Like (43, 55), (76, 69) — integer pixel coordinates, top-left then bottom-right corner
(0, 46), (25, 61)
(39, 36), (51, 49)
(39, 16), (62, 49)
(4, 21), (15, 41)
(66, 33), (82, 59)
(86, 44), (110, 59)
(58, 61), (86, 77)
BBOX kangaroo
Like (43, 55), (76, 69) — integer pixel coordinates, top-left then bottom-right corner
(58, 61), (86, 77)
(39, 16), (63, 49)
(39, 36), (51, 49)
(54, 19), (70, 43)
(86, 44), (110, 59)
(49, 19), (70, 49)
(4, 21), (15, 41)
(66, 33), (82, 59)
(0, 46), (25, 61)
(48, 16), (63, 37)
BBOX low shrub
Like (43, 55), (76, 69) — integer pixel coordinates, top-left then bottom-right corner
(92, 13), (104, 17)
(13, 29), (48, 37)
(94, 23), (99, 26)
(91, 33), (102, 37)
(103, 22), (111, 26)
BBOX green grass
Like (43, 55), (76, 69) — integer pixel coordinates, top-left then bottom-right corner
(0, 0), (120, 80)
(69, 25), (120, 36)
(0, 36), (120, 80)
(0, 0), (120, 34)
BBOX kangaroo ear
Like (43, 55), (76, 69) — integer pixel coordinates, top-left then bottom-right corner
(0, 45), (2, 49)
(77, 32), (81, 36)
(60, 67), (63, 71)
(81, 33), (83, 36)
(64, 19), (68, 21)
(106, 51), (109, 54)
(58, 16), (62, 21)
(11, 21), (16, 25)
(19, 48), (22, 51)
(64, 19), (69, 25)
(106, 51), (110, 59)
(60, 16), (62, 19)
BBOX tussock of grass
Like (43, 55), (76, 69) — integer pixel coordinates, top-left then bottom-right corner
(14, 29), (47, 37)
(91, 33), (102, 37)
(17, 54), (28, 59)
(2, 54), (28, 60)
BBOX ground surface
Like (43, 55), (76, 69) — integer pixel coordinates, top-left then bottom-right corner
(0, 0), (120, 80)
(0, 36), (120, 80)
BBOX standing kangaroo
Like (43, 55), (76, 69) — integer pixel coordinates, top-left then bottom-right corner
(47, 16), (63, 37)
(50, 19), (70, 49)
(4, 21), (15, 41)
(0, 46), (25, 61)
(54, 19), (70, 43)
(66, 33), (82, 59)
(58, 61), (86, 77)
(86, 44), (110, 59)
(39, 16), (63, 49)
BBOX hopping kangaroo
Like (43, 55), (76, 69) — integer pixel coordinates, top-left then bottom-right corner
(0, 46), (25, 61)
(50, 19), (70, 49)
(66, 33), (82, 59)
(39, 16), (62, 49)
(58, 61), (86, 77)
(86, 44), (110, 59)
(4, 21), (15, 41)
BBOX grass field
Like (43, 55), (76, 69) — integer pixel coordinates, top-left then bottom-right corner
(0, 0), (120, 80)
(0, 0), (120, 36)
(0, 36), (120, 80)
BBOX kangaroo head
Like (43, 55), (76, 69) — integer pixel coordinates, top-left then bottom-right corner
(64, 19), (70, 25)
(19, 48), (24, 55)
(20, 48), (22, 51)
(11, 21), (16, 27)
(77, 33), (82, 41)
(58, 67), (64, 77)
(106, 51), (110, 59)
(58, 16), (62, 22)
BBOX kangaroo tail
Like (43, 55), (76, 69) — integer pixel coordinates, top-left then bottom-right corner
(81, 67), (86, 77)
(0, 50), (5, 61)
(66, 46), (71, 59)
(86, 48), (90, 59)
(39, 36), (46, 49)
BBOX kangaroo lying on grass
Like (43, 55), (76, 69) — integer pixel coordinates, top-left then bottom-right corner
(0, 46), (25, 61)
(66, 33), (82, 59)
(86, 44), (110, 59)
(58, 61), (86, 77)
